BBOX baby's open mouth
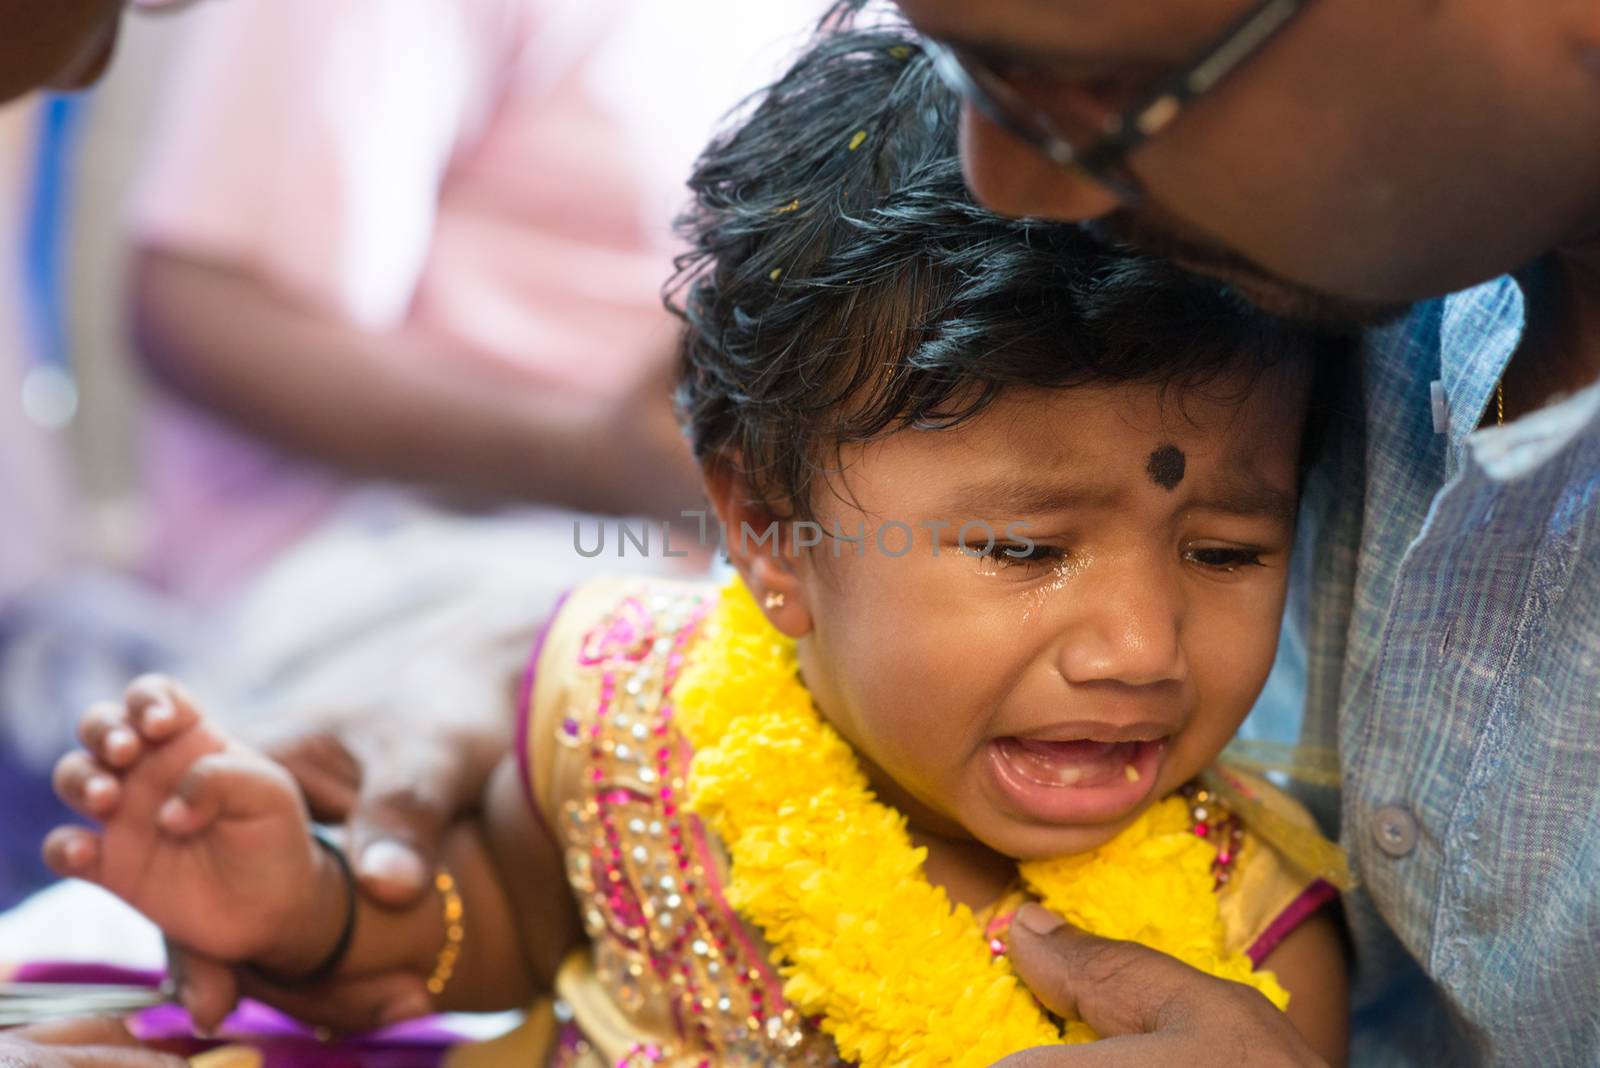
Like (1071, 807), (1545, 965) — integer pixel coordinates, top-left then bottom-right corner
(994, 737), (1159, 789)
(987, 734), (1168, 825)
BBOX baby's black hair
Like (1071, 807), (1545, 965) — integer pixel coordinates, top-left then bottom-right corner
(668, 14), (1344, 515)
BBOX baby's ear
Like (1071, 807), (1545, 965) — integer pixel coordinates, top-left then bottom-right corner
(702, 456), (812, 638)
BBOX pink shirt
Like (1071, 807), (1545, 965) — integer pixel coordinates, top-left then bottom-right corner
(133, 0), (818, 603)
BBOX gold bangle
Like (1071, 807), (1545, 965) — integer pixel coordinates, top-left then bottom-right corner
(426, 868), (465, 996)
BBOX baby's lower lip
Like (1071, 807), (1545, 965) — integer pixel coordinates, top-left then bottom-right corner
(986, 736), (1166, 825)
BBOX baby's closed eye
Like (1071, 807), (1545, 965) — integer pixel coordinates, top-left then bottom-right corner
(980, 541), (1070, 567)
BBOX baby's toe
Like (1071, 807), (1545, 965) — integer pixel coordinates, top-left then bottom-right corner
(52, 750), (123, 819)
(161, 751), (297, 836)
(126, 674), (204, 743)
(41, 824), (103, 882)
(78, 700), (142, 767)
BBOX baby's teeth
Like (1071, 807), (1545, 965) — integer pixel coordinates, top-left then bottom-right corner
(1123, 764), (1141, 783)
(1055, 767), (1083, 785)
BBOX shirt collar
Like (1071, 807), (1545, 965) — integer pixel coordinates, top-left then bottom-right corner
(1438, 274), (1526, 457)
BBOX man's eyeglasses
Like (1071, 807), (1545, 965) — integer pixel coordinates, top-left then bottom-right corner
(926, 0), (1310, 201)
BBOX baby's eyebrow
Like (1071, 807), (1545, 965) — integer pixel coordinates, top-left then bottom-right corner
(1188, 477), (1297, 526)
(946, 471), (1296, 525)
(947, 476), (1118, 517)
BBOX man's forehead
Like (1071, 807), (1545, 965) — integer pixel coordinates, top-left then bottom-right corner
(891, 0), (1237, 62)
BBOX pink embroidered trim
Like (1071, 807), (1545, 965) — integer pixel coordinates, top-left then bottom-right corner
(680, 737), (789, 1011)
(1247, 878), (1339, 967)
(578, 595), (656, 665)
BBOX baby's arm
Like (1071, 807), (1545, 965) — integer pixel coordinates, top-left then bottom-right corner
(1261, 906), (1349, 1067)
(46, 677), (581, 1020)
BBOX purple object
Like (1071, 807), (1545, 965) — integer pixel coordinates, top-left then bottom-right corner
(14, 963), (462, 1068)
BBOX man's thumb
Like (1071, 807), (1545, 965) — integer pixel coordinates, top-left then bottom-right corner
(347, 784), (448, 907)
(1007, 903), (1198, 1038)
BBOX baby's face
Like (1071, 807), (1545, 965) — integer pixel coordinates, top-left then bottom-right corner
(781, 363), (1309, 860)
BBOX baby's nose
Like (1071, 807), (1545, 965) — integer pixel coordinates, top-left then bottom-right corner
(1052, 571), (1187, 687)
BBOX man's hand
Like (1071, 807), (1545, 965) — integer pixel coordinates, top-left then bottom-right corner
(249, 706), (508, 908)
(0, 1018), (185, 1068)
(994, 904), (1327, 1068)
(164, 949), (437, 1036)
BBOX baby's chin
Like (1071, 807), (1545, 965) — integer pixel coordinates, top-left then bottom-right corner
(962, 806), (1155, 863)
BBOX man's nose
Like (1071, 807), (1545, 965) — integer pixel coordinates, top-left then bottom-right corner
(958, 107), (1125, 222)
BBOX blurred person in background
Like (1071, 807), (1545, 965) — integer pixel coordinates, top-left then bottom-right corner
(129, 0), (815, 605)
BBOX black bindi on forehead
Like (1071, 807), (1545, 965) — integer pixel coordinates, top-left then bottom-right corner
(1146, 444), (1186, 491)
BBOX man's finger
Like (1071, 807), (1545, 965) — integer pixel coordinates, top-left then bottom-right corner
(55, 1045), (187, 1068)
(14, 1017), (143, 1047)
(9, 1018), (189, 1068)
(1003, 906), (1326, 1068)
(237, 969), (433, 1033)
(345, 721), (504, 906)
(166, 942), (240, 1036)
(992, 1035), (1172, 1067)
(1007, 904), (1221, 1037)
(346, 770), (454, 907)
(256, 712), (503, 906)
(257, 728), (360, 822)
(293, 764), (359, 824)
(253, 719), (449, 904)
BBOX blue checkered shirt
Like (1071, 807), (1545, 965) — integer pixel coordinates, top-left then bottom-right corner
(1276, 274), (1600, 1065)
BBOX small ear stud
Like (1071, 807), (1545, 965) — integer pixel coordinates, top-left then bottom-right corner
(763, 591), (786, 610)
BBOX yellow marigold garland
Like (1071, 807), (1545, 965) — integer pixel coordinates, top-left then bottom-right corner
(675, 580), (1287, 1068)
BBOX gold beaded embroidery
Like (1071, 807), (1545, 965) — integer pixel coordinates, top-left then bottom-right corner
(548, 585), (1252, 1064)
(553, 586), (843, 1065)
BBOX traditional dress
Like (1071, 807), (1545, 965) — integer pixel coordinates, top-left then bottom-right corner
(504, 577), (1341, 1067)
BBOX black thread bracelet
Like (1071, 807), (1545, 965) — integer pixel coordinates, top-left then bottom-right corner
(254, 825), (358, 987)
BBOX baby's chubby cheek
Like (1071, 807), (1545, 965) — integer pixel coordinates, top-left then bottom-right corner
(1164, 666), (1276, 785)
(796, 623), (986, 810)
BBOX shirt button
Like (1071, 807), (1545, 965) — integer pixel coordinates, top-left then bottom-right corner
(1372, 805), (1419, 857)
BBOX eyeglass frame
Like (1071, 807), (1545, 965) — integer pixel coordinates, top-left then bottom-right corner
(925, 0), (1311, 202)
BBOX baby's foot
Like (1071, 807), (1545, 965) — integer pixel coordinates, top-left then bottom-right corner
(52, 675), (229, 845)
(46, 676), (322, 964)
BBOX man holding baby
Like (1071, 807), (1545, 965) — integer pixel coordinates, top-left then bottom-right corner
(3, 0), (1597, 1064)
